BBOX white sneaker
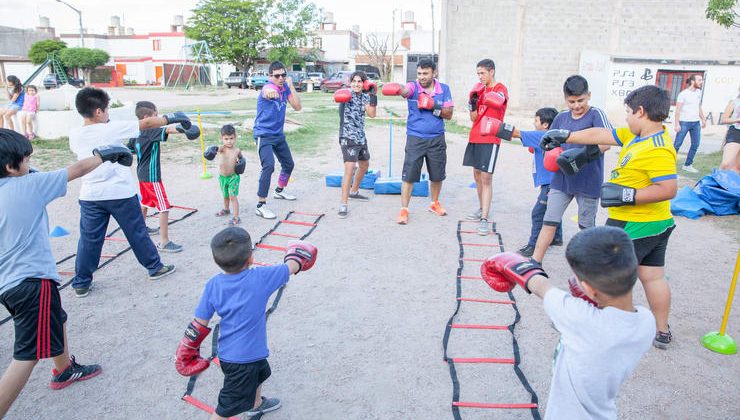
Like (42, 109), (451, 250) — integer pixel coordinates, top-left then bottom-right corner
(682, 165), (698, 173)
(466, 208), (482, 221)
(255, 205), (276, 219)
(273, 190), (296, 200)
(477, 219), (491, 236)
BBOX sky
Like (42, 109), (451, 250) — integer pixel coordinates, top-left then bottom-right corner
(1, 0), (441, 35)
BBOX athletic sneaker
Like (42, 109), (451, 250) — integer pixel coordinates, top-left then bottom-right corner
(428, 201), (447, 216)
(273, 189), (297, 200)
(255, 205), (276, 219)
(338, 204), (349, 218)
(397, 208), (409, 225)
(149, 264), (176, 280)
(682, 164), (698, 173)
(146, 227), (159, 235)
(550, 238), (564, 247)
(158, 241), (183, 253)
(517, 245), (535, 257)
(74, 286), (90, 298)
(246, 397), (281, 417)
(349, 191), (369, 201)
(653, 327), (672, 350)
(49, 356), (102, 390)
(477, 218), (490, 236)
(466, 208), (482, 221)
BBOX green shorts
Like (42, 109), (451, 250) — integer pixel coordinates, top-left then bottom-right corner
(219, 174), (240, 198)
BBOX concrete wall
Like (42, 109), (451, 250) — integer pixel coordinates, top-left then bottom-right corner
(440, 0), (740, 116)
(0, 26), (54, 57)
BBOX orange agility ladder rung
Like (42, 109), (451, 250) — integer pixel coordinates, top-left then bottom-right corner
(461, 258), (486, 263)
(269, 232), (301, 239)
(459, 230), (497, 235)
(458, 220), (495, 224)
(212, 357), (221, 367)
(255, 244), (287, 252)
(457, 297), (515, 305)
(182, 395), (239, 420)
(292, 211), (323, 217)
(453, 401), (538, 409)
(451, 324), (509, 330)
(461, 242), (500, 248)
(58, 271), (75, 276)
(281, 220), (316, 227)
(252, 261), (271, 266)
(100, 254), (117, 258)
(171, 205), (198, 212)
(458, 275), (483, 280)
(451, 357), (515, 364)
(104, 237), (127, 242)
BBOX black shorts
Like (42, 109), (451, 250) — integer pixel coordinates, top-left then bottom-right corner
(726, 126), (740, 144)
(606, 219), (675, 267)
(216, 358), (272, 417)
(340, 142), (370, 162)
(0, 278), (67, 361)
(402, 134), (447, 182)
(462, 142), (500, 173)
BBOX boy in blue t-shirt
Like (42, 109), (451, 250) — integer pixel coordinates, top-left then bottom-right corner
(174, 227), (318, 419)
(0, 129), (131, 417)
(508, 107), (564, 256)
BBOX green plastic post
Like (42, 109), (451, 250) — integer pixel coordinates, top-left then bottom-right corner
(701, 332), (737, 355)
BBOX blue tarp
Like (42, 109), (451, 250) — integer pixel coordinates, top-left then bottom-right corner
(670, 169), (740, 219)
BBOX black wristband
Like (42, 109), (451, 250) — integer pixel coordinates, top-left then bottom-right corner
(369, 94), (377, 106)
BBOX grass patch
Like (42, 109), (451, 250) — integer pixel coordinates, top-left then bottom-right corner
(676, 151), (722, 184)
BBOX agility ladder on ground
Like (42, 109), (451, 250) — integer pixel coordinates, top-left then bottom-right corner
(181, 210), (324, 418)
(442, 219), (541, 419)
(0, 205), (198, 327)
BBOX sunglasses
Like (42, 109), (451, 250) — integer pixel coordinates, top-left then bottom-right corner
(272, 73), (287, 79)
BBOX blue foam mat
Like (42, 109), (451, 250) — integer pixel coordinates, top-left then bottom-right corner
(374, 174), (429, 196)
(325, 169), (381, 189)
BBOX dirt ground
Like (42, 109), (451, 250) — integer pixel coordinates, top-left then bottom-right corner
(1, 90), (739, 420)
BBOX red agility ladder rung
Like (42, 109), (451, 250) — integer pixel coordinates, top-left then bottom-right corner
(458, 297), (515, 305)
(451, 324), (509, 330)
(256, 243), (287, 252)
(459, 230), (495, 235)
(252, 261), (271, 266)
(461, 258), (486, 263)
(458, 275), (483, 280)
(292, 211), (323, 217)
(58, 271), (75, 276)
(459, 220), (495, 224)
(281, 220), (316, 227)
(212, 357), (221, 367)
(269, 232), (301, 239)
(182, 395), (239, 419)
(461, 242), (500, 248)
(453, 401), (538, 409)
(171, 205), (198, 212)
(451, 357), (515, 364)
(104, 237), (127, 242)
(100, 254), (116, 258)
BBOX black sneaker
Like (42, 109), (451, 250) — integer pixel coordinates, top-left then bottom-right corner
(246, 397), (281, 417)
(74, 287), (90, 298)
(349, 191), (369, 201)
(517, 245), (535, 257)
(146, 227), (159, 236)
(653, 327), (672, 350)
(50, 356), (102, 390)
(149, 264), (176, 280)
(550, 238), (564, 246)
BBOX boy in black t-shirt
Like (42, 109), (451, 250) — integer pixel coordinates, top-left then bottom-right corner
(128, 101), (200, 253)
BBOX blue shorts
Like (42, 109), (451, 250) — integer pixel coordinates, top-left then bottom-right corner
(5, 103), (21, 111)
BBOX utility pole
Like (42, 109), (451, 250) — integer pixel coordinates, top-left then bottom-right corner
(56, 0), (84, 47)
(431, 0), (435, 56)
(391, 8), (399, 82)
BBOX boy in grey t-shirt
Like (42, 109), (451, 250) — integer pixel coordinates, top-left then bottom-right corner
(481, 226), (655, 420)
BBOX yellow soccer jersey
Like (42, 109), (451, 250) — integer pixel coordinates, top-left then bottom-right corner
(608, 127), (677, 222)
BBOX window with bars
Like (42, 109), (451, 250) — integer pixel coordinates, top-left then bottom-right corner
(655, 70), (704, 104)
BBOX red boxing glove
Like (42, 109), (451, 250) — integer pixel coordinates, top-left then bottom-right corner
(284, 240), (318, 272)
(417, 92), (443, 117)
(568, 277), (598, 307)
(479, 116), (514, 141)
(333, 88), (352, 103)
(175, 320), (211, 376)
(480, 252), (548, 293)
(468, 83), (485, 111)
(483, 91), (506, 109)
(362, 80), (377, 95)
(381, 82), (403, 96)
(543, 147), (563, 172)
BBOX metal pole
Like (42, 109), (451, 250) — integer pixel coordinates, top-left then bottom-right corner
(56, 0), (84, 47)
(391, 9), (398, 82)
(431, 0), (435, 55)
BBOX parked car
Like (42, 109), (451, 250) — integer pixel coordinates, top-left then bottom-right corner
(43, 73), (85, 89)
(365, 72), (381, 82)
(248, 72), (269, 90)
(306, 72), (324, 89)
(320, 71), (354, 92)
(288, 71), (307, 91)
(225, 71), (248, 89)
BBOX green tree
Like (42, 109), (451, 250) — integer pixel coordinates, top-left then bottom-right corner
(59, 48), (110, 83)
(27, 39), (67, 65)
(706, 0), (739, 28)
(186, 0), (269, 71)
(267, 0), (319, 66)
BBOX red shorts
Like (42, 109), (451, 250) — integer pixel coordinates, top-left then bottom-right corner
(139, 181), (171, 212)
